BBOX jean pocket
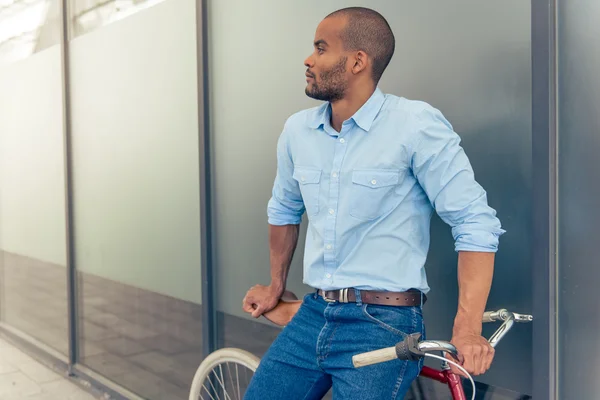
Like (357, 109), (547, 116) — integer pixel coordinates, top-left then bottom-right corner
(361, 304), (421, 337)
(349, 169), (403, 220)
(293, 167), (321, 217)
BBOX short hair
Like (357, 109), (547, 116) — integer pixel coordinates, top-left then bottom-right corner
(326, 7), (395, 83)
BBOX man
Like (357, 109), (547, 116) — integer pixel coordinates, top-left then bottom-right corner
(242, 6), (504, 399)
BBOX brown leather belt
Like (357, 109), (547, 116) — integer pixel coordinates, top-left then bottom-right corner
(317, 288), (426, 306)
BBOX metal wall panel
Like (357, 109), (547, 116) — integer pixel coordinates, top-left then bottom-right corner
(557, 1), (600, 398)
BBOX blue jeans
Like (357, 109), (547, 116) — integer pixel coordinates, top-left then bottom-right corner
(244, 291), (425, 400)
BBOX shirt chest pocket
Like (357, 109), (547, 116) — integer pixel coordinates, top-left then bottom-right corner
(350, 169), (401, 220)
(293, 167), (321, 217)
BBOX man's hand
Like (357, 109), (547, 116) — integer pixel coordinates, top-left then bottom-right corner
(242, 284), (283, 318)
(450, 332), (495, 376)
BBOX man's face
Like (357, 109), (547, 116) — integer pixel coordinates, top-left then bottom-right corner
(304, 17), (350, 102)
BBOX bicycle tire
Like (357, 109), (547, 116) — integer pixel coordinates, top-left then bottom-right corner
(189, 347), (260, 400)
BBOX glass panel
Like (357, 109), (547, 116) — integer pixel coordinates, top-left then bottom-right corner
(70, 0), (202, 398)
(0, 0), (61, 66)
(69, 0), (168, 38)
(557, 1), (600, 399)
(210, 1), (532, 398)
(0, 43), (68, 354)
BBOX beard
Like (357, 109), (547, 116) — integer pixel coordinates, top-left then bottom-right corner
(305, 56), (348, 102)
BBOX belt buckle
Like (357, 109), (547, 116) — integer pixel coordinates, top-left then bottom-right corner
(324, 288), (350, 303)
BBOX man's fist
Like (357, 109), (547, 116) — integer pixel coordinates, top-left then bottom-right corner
(242, 284), (283, 318)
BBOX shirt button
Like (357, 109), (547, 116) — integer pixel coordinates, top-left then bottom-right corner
(332, 172), (338, 178)
(371, 179), (377, 185)
(328, 209), (335, 215)
(326, 244), (332, 250)
(339, 138), (345, 144)
(325, 273), (332, 278)
(301, 177), (306, 182)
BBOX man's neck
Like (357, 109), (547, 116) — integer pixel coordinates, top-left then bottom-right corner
(330, 86), (376, 132)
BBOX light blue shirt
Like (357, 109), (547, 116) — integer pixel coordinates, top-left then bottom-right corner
(267, 88), (505, 293)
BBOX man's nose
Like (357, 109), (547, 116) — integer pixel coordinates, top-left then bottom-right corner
(304, 55), (314, 68)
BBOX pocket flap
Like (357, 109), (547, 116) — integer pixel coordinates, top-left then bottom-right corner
(352, 169), (399, 188)
(293, 168), (321, 184)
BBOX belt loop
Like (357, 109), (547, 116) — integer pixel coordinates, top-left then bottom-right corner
(420, 291), (423, 307)
(354, 288), (362, 306)
(313, 288), (318, 299)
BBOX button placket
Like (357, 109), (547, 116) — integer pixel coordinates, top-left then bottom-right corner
(323, 132), (350, 283)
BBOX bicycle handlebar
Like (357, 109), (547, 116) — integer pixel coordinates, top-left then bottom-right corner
(352, 309), (533, 368)
(483, 309), (533, 324)
(482, 308), (532, 348)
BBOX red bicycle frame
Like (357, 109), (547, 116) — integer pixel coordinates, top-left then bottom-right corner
(419, 366), (466, 400)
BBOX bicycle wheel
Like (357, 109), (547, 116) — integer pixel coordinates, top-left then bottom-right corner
(189, 348), (260, 400)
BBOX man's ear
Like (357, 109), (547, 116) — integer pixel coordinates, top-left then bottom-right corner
(352, 51), (368, 75)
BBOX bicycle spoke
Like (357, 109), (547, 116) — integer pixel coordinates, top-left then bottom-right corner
(226, 362), (236, 400)
(207, 371), (222, 400)
(216, 364), (233, 400)
(235, 363), (241, 400)
(200, 383), (217, 400)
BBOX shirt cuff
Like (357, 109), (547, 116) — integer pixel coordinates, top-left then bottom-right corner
(267, 198), (303, 226)
(268, 214), (302, 226)
(452, 227), (506, 253)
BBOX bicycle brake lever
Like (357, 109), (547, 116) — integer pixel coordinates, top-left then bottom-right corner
(512, 313), (533, 322)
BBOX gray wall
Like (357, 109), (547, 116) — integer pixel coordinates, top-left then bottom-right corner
(209, 0), (531, 394)
(558, 1), (600, 398)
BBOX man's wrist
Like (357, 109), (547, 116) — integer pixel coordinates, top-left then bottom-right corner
(269, 282), (285, 297)
(453, 313), (483, 336)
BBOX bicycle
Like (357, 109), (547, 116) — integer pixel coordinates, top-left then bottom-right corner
(189, 291), (532, 400)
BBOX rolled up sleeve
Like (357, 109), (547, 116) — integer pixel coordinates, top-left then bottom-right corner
(411, 107), (506, 252)
(267, 123), (304, 225)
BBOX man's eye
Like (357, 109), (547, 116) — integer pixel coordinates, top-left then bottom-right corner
(317, 48), (324, 54)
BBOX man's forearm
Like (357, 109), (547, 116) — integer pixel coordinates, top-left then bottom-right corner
(453, 251), (495, 336)
(269, 224), (300, 295)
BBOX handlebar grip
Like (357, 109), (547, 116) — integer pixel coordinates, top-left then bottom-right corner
(353, 333), (425, 368)
(352, 347), (397, 368)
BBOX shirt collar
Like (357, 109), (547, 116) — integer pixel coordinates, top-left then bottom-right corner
(308, 88), (386, 132)
(308, 103), (330, 130)
(351, 87), (385, 132)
